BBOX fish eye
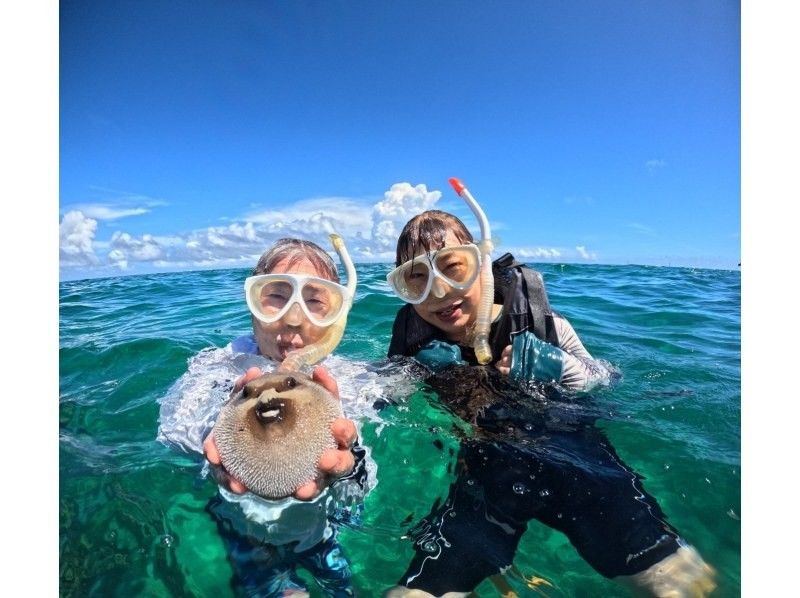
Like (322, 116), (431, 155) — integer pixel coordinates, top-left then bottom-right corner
(283, 376), (297, 390)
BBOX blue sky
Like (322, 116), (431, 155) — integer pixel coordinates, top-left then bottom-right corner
(58, 0), (741, 280)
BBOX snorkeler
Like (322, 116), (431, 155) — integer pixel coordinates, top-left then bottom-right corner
(158, 236), (371, 598)
(382, 181), (716, 597)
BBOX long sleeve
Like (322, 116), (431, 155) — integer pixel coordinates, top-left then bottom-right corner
(510, 313), (617, 392)
(156, 345), (272, 454)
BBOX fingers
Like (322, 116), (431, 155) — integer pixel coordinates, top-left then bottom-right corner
(203, 432), (221, 465)
(294, 479), (322, 501)
(495, 344), (513, 376)
(312, 365), (340, 400)
(318, 447), (355, 478)
(331, 417), (357, 449)
(233, 367), (264, 393)
(204, 431), (248, 494)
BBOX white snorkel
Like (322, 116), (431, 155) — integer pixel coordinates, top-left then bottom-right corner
(279, 233), (357, 371)
(448, 177), (495, 365)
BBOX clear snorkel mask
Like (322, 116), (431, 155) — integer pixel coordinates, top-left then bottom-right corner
(244, 234), (357, 371)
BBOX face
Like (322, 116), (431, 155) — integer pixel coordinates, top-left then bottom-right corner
(410, 230), (482, 343)
(252, 257), (330, 361)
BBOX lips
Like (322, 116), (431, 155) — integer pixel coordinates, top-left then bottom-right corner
(433, 301), (463, 323)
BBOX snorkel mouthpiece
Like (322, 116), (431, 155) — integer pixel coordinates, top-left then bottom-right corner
(279, 234), (357, 371)
(448, 177), (494, 365)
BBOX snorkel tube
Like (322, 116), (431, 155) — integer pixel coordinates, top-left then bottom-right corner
(279, 234), (357, 371)
(448, 177), (494, 364)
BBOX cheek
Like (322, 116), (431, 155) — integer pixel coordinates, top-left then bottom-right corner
(253, 321), (278, 344)
(302, 323), (327, 344)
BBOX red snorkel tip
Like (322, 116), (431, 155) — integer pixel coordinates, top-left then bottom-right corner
(448, 177), (466, 196)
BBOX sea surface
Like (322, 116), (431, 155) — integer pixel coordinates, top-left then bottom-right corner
(59, 263), (741, 597)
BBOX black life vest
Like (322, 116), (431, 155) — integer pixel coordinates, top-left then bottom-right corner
(387, 253), (558, 365)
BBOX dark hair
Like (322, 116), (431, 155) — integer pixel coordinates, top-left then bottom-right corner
(252, 238), (340, 283)
(395, 210), (473, 265)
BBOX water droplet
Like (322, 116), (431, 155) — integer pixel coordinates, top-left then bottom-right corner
(449, 511), (457, 517)
(557, 513), (563, 519)
(529, 474), (536, 480)
(422, 541), (437, 553)
(727, 509), (740, 521)
(160, 534), (174, 548)
(512, 483), (528, 495)
(705, 478), (711, 484)
(466, 478), (475, 486)
(524, 423), (533, 431)
(539, 489), (550, 497)
(664, 464), (670, 470)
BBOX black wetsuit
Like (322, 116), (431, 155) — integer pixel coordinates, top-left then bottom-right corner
(388, 256), (681, 593)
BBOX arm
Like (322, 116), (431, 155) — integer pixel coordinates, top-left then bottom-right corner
(495, 313), (617, 392)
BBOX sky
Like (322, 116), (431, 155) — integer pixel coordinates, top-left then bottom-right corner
(7, 2), (799, 591)
(58, 0), (741, 280)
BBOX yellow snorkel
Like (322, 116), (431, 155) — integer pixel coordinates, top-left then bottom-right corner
(279, 234), (357, 372)
(448, 177), (494, 365)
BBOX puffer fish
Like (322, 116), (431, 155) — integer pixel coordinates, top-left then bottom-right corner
(213, 371), (343, 500)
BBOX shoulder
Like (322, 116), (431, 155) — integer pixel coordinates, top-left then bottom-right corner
(388, 304), (441, 357)
(229, 333), (259, 354)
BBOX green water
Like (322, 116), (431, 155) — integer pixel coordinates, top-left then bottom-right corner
(59, 263), (740, 596)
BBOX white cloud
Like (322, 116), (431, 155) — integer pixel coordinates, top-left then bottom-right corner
(242, 197), (372, 237)
(107, 231), (163, 268)
(646, 159), (667, 171)
(68, 204), (150, 221)
(370, 182), (442, 252)
(627, 222), (656, 235)
(62, 182), (607, 275)
(576, 245), (598, 260)
(59, 211), (99, 266)
(511, 247), (562, 259)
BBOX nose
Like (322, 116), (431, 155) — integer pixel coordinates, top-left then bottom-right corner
(282, 302), (305, 327)
(431, 276), (449, 299)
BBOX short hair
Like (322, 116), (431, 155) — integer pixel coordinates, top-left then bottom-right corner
(395, 210), (473, 265)
(251, 238), (340, 283)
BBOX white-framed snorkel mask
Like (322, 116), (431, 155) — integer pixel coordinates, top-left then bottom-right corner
(245, 234), (357, 371)
(386, 243), (482, 304)
(245, 273), (352, 328)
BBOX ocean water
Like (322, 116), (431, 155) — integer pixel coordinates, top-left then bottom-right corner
(59, 263), (741, 597)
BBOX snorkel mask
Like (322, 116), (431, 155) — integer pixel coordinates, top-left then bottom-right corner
(448, 178), (495, 365)
(245, 234), (357, 371)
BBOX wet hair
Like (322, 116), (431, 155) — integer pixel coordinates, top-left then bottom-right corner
(252, 238), (340, 283)
(395, 210), (474, 265)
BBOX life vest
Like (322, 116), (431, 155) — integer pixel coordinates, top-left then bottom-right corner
(387, 252), (559, 364)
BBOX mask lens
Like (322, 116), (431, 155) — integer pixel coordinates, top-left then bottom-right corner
(300, 279), (344, 322)
(393, 259), (432, 302)
(256, 279), (294, 320)
(435, 246), (479, 285)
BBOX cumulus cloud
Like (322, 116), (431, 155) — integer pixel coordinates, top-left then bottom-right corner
(107, 231), (164, 269)
(61, 181), (602, 275)
(59, 210), (99, 266)
(369, 183), (442, 253)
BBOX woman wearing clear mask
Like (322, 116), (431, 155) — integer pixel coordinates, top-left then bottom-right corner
(159, 237), (371, 598)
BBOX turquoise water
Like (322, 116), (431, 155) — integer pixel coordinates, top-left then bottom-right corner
(59, 263), (740, 597)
